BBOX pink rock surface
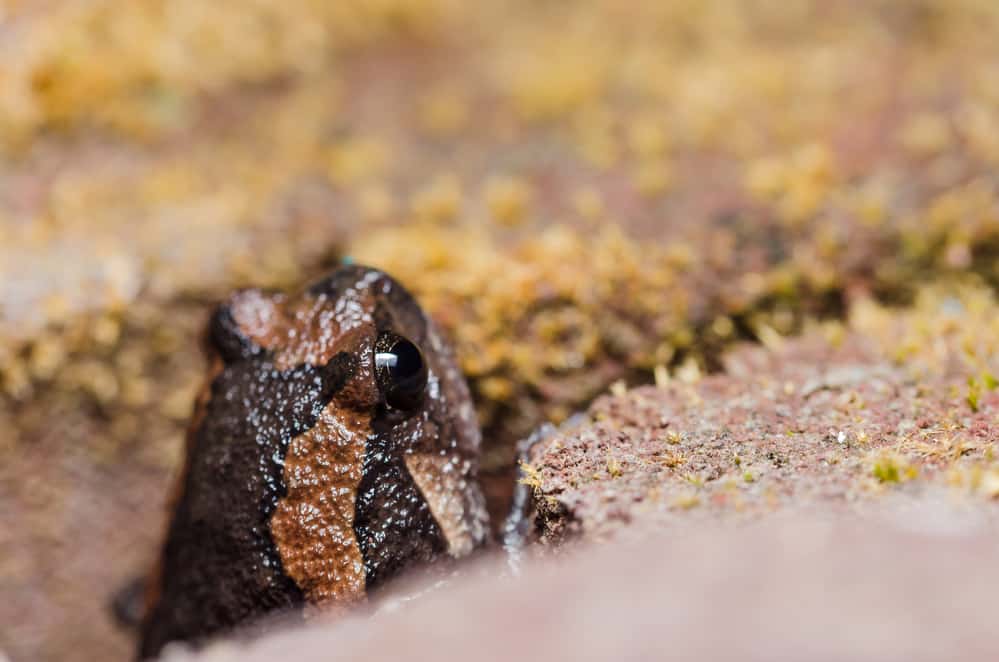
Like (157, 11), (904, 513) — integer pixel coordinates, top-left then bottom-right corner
(174, 514), (999, 662)
(522, 333), (999, 545)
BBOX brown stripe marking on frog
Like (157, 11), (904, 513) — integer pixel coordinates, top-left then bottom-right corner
(269, 402), (370, 608)
(230, 289), (379, 608)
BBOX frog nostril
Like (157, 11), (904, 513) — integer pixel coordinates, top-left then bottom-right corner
(374, 332), (428, 410)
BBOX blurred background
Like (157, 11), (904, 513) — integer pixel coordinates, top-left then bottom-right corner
(3, 1), (999, 660)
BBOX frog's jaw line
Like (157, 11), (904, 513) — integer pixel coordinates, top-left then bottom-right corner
(405, 453), (489, 557)
(269, 404), (370, 608)
(351, 430), (448, 593)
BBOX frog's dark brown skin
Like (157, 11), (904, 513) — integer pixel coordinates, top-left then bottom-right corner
(139, 265), (489, 659)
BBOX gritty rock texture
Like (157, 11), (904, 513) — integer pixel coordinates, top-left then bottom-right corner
(168, 516), (999, 662)
(522, 287), (999, 545)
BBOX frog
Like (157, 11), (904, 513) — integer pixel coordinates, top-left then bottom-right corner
(137, 264), (490, 659)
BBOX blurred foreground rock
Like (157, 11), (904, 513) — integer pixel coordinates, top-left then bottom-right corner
(173, 514), (999, 662)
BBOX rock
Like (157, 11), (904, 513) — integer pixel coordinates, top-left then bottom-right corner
(519, 328), (999, 546)
(174, 515), (999, 662)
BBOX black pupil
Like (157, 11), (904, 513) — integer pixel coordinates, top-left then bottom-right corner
(375, 335), (427, 409)
(376, 338), (422, 382)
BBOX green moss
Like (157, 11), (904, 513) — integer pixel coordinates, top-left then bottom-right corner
(606, 456), (623, 478)
(873, 459), (900, 483)
(983, 372), (998, 391)
(967, 376), (981, 413)
(518, 461), (543, 490)
(872, 453), (918, 484)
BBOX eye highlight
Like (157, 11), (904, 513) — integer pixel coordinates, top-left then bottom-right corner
(374, 332), (428, 410)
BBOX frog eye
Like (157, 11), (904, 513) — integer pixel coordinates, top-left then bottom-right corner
(374, 332), (428, 410)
